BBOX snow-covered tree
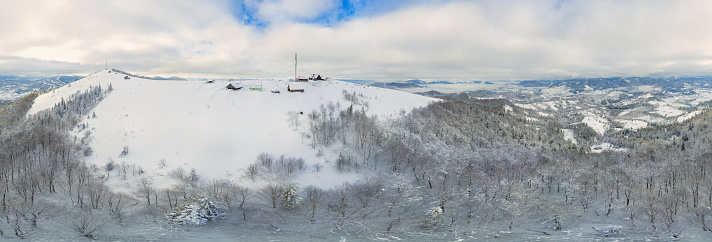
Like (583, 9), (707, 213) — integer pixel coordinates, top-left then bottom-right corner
(282, 183), (301, 210)
(166, 195), (226, 225)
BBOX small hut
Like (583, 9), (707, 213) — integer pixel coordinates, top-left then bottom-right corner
(226, 83), (242, 90)
(287, 85), (304, 93)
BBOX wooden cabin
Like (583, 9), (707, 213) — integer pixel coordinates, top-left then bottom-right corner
(226, 83), (242, 90)
(287, 85), (304, 93)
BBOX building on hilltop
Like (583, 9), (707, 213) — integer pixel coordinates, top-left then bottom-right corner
(297, 76), (309, 82)
(287, 85), (304, 93)
(226, 83), (242, 90)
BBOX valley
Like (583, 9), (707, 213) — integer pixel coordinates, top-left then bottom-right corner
(376, 76), (712, 152)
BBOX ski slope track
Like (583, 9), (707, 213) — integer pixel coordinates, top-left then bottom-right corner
(28, 70), (437, 191)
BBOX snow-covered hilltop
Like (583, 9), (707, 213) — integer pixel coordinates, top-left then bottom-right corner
(28, 70), (437, 190)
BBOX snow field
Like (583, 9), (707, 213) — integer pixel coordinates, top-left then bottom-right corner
(580, 114), (609, 135)
(561, 129), (577, 145)
(29, 70), (437, 192)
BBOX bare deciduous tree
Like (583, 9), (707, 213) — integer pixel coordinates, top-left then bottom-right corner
(259, 183), (284, 209)
(303, 185), (323, 222)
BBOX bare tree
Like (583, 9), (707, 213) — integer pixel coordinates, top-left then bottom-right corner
(245, 164), (259, 181)
(138, 177), (154, 205)
(329, 183), (350, 218)
(72, 210), (102, 240)
(229, 184), (252, 210)
(303, 185), (324, 222)
(259, 183), (284, 209)
(257, 153), (274, 173)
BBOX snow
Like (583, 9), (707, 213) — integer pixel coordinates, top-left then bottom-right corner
(540, 85), (569, 96)
(513, 101), (559, 111)
(581, 114), (609, 135)
(590, 143), (627, 153)
(0, 91), (25, 100)
(605, 91), (626, 98)
(619, 120), (647, 130)
(650, 101), (685, 117)
(28, 70), (437, 190)
(544, 101), (559, 111)
(503, 105), (513, 113)
(677, 110), (702, 122)
(633, 85), (659, 93)
(638, 93), (654, 99)
(514, 103), (537, 110)
(562, 129), (577, 145)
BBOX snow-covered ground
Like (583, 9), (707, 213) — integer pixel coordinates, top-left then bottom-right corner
(28, 70), (437, 191)
(580, 113), (609, 135)
(561, 129), (577, 144)
(590, 143), (627, 153)
(678, 110), (702, 122)
(650, 100), (686, 117)
(618, 119), (647, 130)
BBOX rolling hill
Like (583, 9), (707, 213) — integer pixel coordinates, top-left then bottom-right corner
(27, 70), (437, 191)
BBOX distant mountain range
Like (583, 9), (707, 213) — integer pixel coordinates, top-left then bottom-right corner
(0, 71), (187, 105)
(0, 75), (83, 101)
(517, 76), (712, 93)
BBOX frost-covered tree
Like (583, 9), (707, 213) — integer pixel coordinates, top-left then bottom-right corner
(166, 195), (226, 225)
(282, 183), (301, 210)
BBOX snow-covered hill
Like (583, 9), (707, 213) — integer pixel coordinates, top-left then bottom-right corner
(28, 70), (436, 190)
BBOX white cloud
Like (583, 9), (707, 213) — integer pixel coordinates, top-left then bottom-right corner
(0, 0), (711, 81)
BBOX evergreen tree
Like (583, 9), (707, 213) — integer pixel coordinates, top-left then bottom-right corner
(282, 183), (301, 210)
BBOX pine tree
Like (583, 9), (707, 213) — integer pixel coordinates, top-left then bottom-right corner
(282, 184), (301, 210)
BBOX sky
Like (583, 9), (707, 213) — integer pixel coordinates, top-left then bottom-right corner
(1, 0), (712, 81)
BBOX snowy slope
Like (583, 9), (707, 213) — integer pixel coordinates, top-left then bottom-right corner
(29, 70), (437, 190)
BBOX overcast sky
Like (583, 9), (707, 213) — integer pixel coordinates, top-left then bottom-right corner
(1, 0), (711, 81)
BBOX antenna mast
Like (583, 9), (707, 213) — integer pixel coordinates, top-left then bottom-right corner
(294, 53), (297, 82)
(106, 59), (107, 70)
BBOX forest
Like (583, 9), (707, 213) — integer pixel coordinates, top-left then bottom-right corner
(0, 84), (711, 240)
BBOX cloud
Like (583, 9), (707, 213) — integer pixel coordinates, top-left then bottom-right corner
(0, 0), (711, 80)
(0, 56), (86, 76)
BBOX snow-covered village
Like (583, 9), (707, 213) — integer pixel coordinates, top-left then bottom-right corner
(3, 0), (712, 241)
